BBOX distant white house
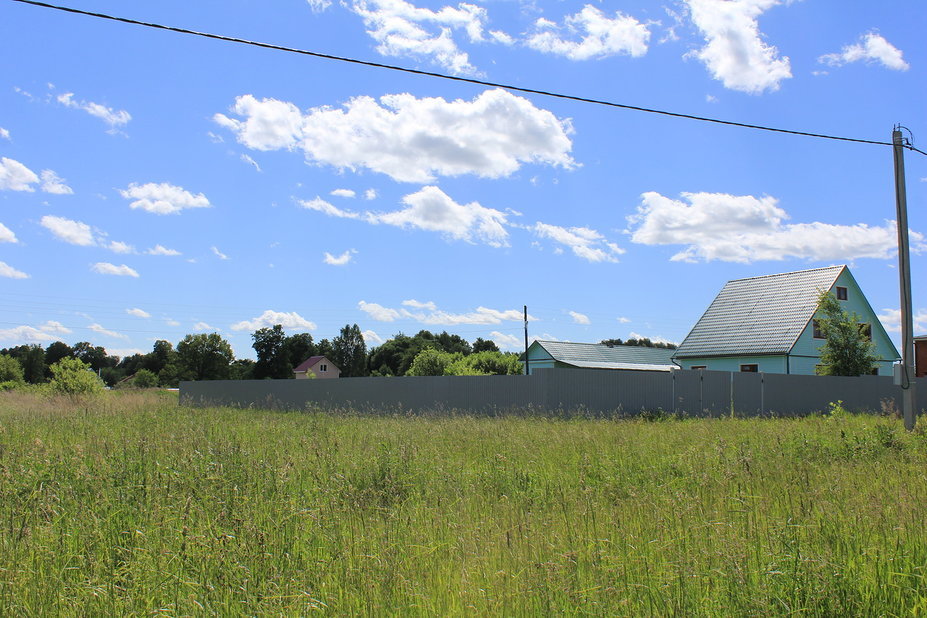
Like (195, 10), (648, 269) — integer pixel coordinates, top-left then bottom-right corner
(293, 355), (340, 379)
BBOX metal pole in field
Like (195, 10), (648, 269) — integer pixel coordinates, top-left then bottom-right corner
(524, 305), (530, 375)
(892, 127), (917, 431)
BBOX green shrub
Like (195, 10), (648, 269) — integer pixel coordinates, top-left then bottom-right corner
(48, 356), (105, 395)
(132, 369), (159, 389)
(0, 354), (25, 384)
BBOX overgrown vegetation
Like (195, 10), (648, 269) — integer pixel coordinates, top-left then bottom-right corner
(2, 392), (926, 614)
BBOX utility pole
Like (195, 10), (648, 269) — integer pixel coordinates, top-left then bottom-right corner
(524, 305), (530, 376)
(892, 126), (917, 431)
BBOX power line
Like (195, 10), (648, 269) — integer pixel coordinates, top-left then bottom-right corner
(9, 0), (922, 153)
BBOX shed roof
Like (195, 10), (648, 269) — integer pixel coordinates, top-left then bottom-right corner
(524, 340), (676, 370)
(675, 264), (845, 358)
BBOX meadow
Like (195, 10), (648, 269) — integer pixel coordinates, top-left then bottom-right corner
(1, 391), (926, 615)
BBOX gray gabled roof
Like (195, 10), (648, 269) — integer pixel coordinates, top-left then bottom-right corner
(675, 265), (845, 358)
(525, 340), (676, 370)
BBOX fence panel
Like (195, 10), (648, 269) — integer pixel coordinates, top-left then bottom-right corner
(180, 371), (927, 418)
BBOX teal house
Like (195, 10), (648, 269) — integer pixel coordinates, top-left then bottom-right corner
(673, 265), (899, 375)
(520, 340), (676, 375)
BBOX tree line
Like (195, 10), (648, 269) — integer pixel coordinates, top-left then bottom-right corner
(0, 324), (522, 387)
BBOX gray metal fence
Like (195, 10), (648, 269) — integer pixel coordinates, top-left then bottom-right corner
(180, 368), (927, 417)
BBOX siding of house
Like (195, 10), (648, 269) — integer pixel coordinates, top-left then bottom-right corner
(790, 270), (897, 376)
(676, 355), (787, 373)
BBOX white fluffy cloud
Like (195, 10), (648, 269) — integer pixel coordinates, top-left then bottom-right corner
(330, 188), (356, 198)
(126, 308), (151, 318)
(230, 310), (317, 331)
(526, 6), (650, 60)
(0, 128), (9, 140)
(877, 308), (927, 334)
(41, 215), (95, 246)
(89, 323), (128, 340)
(211, 246), (229, 260)
(56, 92), (131, 129)
(685, 0), (791, 94)
(358, 301), (402, 322)
(39, 170), (73, 195)
(193, 322), (215, 332)
(240, 154), (262, 172)
(1, 159), (73, 194)
(0, 261), (29, 279)
(362, 329), (384, 345)
(629, 331), (678, 346)
(215, 89), (575, 183)
(359, 299), (530, 325)
(0, 157), (40, 191)
(106, 241), (134, 254)
(350, 0), (488, 74)
(0, 223), (17, 244)
(819, 32), (909, 71)
(371, 186), (510, 247)
(119, 182), (210, 215)
(146, 244), (181, 256)
(569, 311), (591, 325)
(91, 262), (140, 277)
(627, 191), (927, 263)
(0, 321), (71, 343)
(534, 222), (625, 262)
(489, 331), (522, 350)
(323, 249), (357, 266)
(299, 197), (362, 219)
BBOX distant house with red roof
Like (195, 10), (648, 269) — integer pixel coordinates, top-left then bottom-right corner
(293, 356), (340, 379)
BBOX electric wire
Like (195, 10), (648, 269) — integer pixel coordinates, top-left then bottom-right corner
(9, 0), (924, 154)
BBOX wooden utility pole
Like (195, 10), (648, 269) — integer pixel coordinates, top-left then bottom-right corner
(892, 127), (917, 431)
(523, 305), (530, 375)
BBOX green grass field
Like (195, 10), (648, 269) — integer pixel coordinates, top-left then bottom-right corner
(1, 391), (926, 615)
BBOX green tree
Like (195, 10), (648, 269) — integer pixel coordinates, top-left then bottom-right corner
(407, 348), (459, 376)
(814, 290), (880, 376)
(176, 333), (234, 381)
(252, 325), (290, 379)
(333, 324), (367, 377)
(472, 337), (500, 353)
(229, 359), (256, 380)
(132, 368), (159, 388)
(285, 333), (316, 370)
(3, 345), (47, 383)
(449, 351), (522, 376)
(49, 357), (105, 395)
(44, 341), (73, 371)
(0, 354), (25, 386)
(72, 342), (109, 372)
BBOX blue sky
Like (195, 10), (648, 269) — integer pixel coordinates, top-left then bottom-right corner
(1, 0), (925, 360)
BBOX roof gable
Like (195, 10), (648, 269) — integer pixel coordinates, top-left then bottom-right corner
(293, 355), (338, 372)
(675, 265), (846, 358)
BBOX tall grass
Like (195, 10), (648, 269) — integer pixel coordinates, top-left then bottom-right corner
(1, 391), (926, 614)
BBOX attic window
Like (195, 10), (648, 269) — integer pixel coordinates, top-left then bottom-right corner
(836, 286), (848, 300)
(740, 364), (758, 372)
(813, 319), (824, 339)
(320, 364), (327, 372)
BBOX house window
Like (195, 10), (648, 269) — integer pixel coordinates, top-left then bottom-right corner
(740, 364), (758, 372)
(858, 323), (872, 341)
(320, 364), (327, 372)
(835, 286), (848, 301)
(691, 365), (707, 370)
(813, 319), (824, 339)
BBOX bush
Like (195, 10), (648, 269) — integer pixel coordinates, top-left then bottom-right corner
(0, 354), (25, 384)
(49, 357), (105, 395)
(133, 369), (159, 389)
